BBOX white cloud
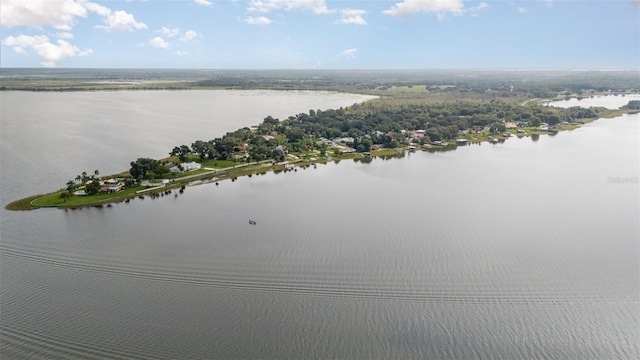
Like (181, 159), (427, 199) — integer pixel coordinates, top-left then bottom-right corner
(248, 0), (330, 15)
(469, 2), (489, 16)
(335, 9), (367, 25)
(176, 50), (188, 56)
(518, 7), (528, 13)
(180, 30), (201, 42)
(83, 2), (146, 32)
(149, 36), (170, 49)
(194, 0), (213, 6)
(244, 16), (273, 25)
(2, 34), (92, 67)
(82, 1), (111, 17)
(383, 0), (464, 18)
(0, 1), (146, 32)
(158, 27), (181, 37)
(56, 32), (75, 39)
(96, 10), (147, 32)
(341, 48), (357, 58)
(0, 0), (87, 30)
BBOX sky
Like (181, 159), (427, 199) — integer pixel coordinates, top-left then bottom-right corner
(1, 0), (638, 69)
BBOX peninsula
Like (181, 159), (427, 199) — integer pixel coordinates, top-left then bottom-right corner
(4, 69), (639, 211)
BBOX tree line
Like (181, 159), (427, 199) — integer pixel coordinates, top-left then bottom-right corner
(122, 97), (618, 180)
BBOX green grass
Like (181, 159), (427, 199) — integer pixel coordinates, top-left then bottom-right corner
(334, 152), (362, 160)
(371, 148), (401, 157)
(385, 85), (429, 93)
(5, 194), (45, 211)
(31, 186), (144, 208)
(198, 159), (236, 168)
(170, 168), (210, 178)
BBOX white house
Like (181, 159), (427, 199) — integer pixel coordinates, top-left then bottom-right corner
(181, 162), (202, 171)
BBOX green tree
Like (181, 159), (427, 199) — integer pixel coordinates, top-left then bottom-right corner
(129, 158), (167, 179)
(624, 100), (640, 110)
(66, 180), (76, 195)
(530, 117), (541, 127)
(263, 115), (279, 126)
(489, 122), (506, 134)
(249, 145), (270, 162)
(124, 177), (135, 188)
(191, 140), (213, 161)
(170, 145), (191, 162)
(547, 115), (560, 125)
(85, 180), (100, 195)
(272, 147), (286, 162)
(357, 138), (372, 152)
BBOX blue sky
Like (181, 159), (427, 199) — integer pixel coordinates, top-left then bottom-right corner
(1, 0), (638, 69)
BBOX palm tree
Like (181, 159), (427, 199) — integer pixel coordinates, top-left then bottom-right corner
(75, 174), (82, 183)
(66, 180), (76, 195)
(94, 169), (99, 178)
(82, 171), (88, 182)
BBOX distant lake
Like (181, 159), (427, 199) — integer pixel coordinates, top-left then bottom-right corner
(1, 93), (638, 359)
(544, 93), (640, 108)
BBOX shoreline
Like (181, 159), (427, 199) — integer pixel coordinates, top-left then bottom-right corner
(6, 108), (637, 212)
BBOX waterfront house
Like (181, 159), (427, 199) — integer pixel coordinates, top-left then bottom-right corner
(333, 137), (354, 145)
(100, 178), (124, 193)
(456, 139), (469, 145)
(181, 162), (202, 172)
(408, 130), (426, 140)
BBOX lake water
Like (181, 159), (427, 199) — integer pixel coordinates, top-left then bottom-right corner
(1, 92), (638, 359)
(544, 93), (640, 109)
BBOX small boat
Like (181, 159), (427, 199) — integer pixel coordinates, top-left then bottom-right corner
(249, 220), (256, 225)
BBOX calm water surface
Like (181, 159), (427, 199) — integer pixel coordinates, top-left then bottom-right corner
(1, 93), (638, 359)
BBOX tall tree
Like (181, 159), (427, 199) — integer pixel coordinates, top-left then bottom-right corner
(66, 180), (76, 195)
(191, 140), (214, 161)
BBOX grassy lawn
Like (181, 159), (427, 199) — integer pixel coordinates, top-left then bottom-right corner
(199, 159), (237, 168)
(385, 85), (429, 93)
(334, 152), (364, 160)
(170, 168), (211, 178)
(217, 163), (274, 178)
(5, 194), (46, 211)
(371, 148), (401, 157)
(31, 186), (144, 208)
